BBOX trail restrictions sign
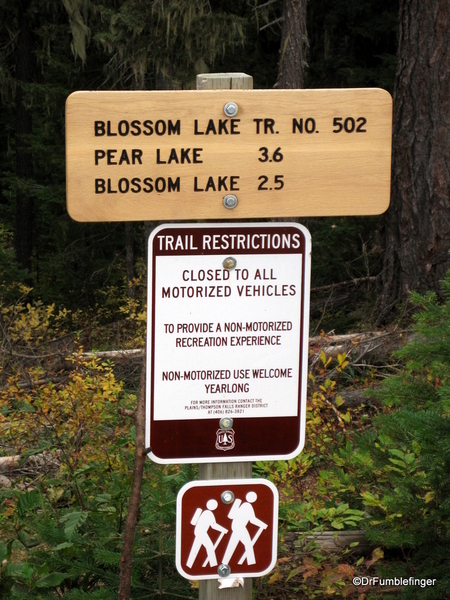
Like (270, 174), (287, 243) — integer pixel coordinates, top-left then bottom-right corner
(176, 479), (278, 580)
(65, 88), (392, 221)
(146, 222), (311, 463)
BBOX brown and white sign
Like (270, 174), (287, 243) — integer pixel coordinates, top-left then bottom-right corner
(146, 222), (311, 463)
(176, 479), (278, 580)
(66, 88), (392, 221)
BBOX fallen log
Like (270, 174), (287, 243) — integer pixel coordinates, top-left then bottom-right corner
(0, 452), (60, 474)
(78, 349), (144, 360)
(0, 455), (20, 471)
(284, 530), (372, 555)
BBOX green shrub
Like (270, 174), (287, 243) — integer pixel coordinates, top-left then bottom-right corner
(340, 271), (450, 598)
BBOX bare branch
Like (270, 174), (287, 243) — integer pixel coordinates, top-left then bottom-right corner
(118, 357), (146, 600)
(260, 16), (283, 31)
(311, 275), (378, 294)
(255, 0), (279, 9)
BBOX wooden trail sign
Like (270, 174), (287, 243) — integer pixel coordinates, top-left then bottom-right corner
(65, 88), (392, 222)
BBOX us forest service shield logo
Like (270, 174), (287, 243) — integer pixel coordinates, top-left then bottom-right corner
(216, 429), (235, 451)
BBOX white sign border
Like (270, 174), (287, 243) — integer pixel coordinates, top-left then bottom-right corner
(145, 221), (311, 463)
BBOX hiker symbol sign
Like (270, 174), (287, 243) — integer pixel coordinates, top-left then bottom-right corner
(176, 479), (278, 580)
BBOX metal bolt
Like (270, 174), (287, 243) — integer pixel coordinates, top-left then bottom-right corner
(223, 194), (238, 209)
(219, 416), (233, 430)
(221, 490), (235, 504)
(224, 102), (238, 117)
(222, 257), (237, 270)
(218, 563), (231, 578)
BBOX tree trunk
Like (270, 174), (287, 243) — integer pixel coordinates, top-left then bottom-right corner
(276, 0), (308, 89)
(376, 0), (450, 320)
(125, 222), (136, 299)
(118, 359), (147, 600)
(14, 0), (35, 274)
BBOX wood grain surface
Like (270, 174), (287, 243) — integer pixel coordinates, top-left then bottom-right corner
(66, 88), (392, 221)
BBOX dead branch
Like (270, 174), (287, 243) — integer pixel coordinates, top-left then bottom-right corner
(323, 397), (346, 430)
(285, 530), (372, 554)
(260, 15), (283, 31)
(309, 329), (413, 372)
(311, 275), (378, 294)
(255, 0), (278, 9)
(0, 375), (70, 391)
(309, 332), (384, 344)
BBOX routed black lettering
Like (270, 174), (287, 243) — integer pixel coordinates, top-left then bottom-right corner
(218, 120), (229, 134)
(131, 178), (141, 193)
(94, 121), (105, 136)
(168, 120), (181, 135)
(131, 149), (143, 164)
(205, 120), (217, 135)
(130, 120), (141, 135)
(118, 178), (129, 193)
(230, 176), (239, 190)
(118, 120), (129, 136)
(205, 177), (216, 192)
(95, 150), (106, 164)
(95, 179), (105, 193)
(168, 177), (181, 192)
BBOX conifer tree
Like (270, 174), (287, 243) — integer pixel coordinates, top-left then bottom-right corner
(346, 270), (450, 597)
(96, 0), (246, 90)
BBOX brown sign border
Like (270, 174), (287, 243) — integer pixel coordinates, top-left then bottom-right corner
(146, 222), (311, 463)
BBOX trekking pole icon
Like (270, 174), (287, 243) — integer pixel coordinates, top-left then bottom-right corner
(186, 499), (228, 569)
(222, 491), (268, 566)
(202, 528), (227, 568)
(237, 524), (266, 565)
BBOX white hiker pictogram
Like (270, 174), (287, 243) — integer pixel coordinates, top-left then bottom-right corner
(186, 499), (228, 568)
(221, 491), (268, 566)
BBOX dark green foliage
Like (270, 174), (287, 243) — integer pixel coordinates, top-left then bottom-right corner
(211, 1), (280, 89)
(96, 0), (246, 89)
(337, 271), (450, 598)
(306, 0), (399, 91)
(304, 216), (380, 287)
(0, 227), (29, 301)
(1, 462), (196, 599)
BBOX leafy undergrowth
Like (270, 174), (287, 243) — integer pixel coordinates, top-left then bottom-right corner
(0, 290), (194, 599)
(254, 345), (388, 599)
(1, 288), (430, 599)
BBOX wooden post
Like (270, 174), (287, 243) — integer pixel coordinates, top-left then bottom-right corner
(197, 72), (253, 600)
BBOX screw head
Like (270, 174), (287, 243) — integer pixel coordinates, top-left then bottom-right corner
(224, 102), (238, 117)
(223, 194), (238, 209)
(221, 490), (235, 504)
(218, 563), (231, 577)
(219, 416), (233, 430)
(222, 257), (237, 270)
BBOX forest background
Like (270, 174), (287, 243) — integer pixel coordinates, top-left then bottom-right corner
(1, 1), (450, 599)
(0, 0), (404, 319)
